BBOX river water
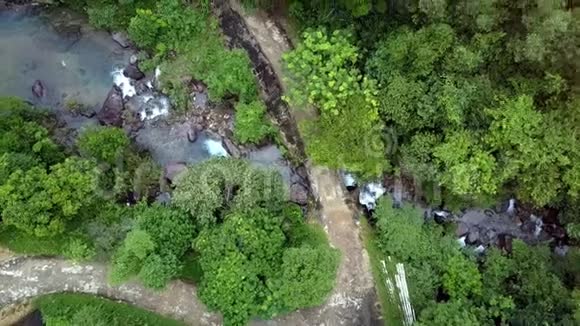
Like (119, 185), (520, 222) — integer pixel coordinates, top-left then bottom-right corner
(0, 9), (129, 108)
(0, 7), (293, 183)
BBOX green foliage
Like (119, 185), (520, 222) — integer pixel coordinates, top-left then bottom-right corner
(196, 207), (338, 325)
(234, 101), (274, 144)
(64, 238), (96, 262)
(36, 293), (186, 326)
(128, 9), (166, 48)
(442, 255), (482, 299)
(371, 198), (576, 324)
(125, 0), (259, 110)
(173, 158), (286, 227)
(111, 204), (195, 289)
(302, 93), (387, 178)
(0, 224), (88, 257)
(77, 126), (130, 166)
(283, 29), (362, 115)
(417, 300), (481, 326)
(0, 97), (63, 165)
(132, 158), (161, 200)
(272, 245), (339, 310)
(0, 157), (100, 237)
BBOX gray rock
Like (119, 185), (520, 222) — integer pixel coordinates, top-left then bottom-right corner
(129, 54), (139, 65)
(187, 128), (198, 143)
(222, 138), (241, 158)
(164, 162), (187, 183)
(290, 182), (309, 205)
(467, 230), (480, 244)
(31, 79), (44, 98)
(112, 31), (131, 48)
(123, 64), (145, 81)
(455, 222), (469, 237)
(97, 86), (124, 127)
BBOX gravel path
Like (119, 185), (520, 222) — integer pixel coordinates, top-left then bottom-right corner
(0, 257), (222, 325)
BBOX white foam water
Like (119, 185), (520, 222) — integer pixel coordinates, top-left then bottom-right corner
(204, 139), (229, 157)
(111, 67), (136, 98)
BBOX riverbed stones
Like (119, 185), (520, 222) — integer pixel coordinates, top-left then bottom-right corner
(164, 162), (187, 183)
(111, 31), (131, 48)
(98, 86), (124, 127)
(290, 182), (309, 205)
(222, 138), (241, 158)
(31, 79), (44, 98)
(123, 63), (145, 81)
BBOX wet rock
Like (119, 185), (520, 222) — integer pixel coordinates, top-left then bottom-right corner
(290, 182), (309, 205)
(129, 54), (138, 65)
(98, 86), (124, 127)
(155, 192), (171, 205)
(187, 128), (198, 143)
(164, 162), (187, 183)
(467, 230), (480, 244)
(112, 31), (131, 48)
(31, 79), (44, 98)
(222, 138), (241, 158)
(456, 222), (469, 237)
(123, 64), (145, 81)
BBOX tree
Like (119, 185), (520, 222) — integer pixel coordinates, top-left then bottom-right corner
(272, 245), (339, 311)
(173, 159), (286, 227)
(77, 126), (130, 166)
(442, 255), (482, 300)
(195, 207), (338, 325)
(433, 131), (499, 198)
(0, 157), (99, 237)
(417, 300), (481, 326)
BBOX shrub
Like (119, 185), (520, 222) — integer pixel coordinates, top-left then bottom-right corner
(77, 127), (130, 166)
(234, 101), (274, 144)
(64, 238), (96, 262)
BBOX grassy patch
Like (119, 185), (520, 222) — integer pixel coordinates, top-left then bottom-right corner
(360, 217), (404, 326)
(35, 293), (186, 326)
(0, 225), (79, 257)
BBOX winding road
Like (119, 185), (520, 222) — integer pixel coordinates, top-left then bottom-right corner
(0, 1), (380, 325)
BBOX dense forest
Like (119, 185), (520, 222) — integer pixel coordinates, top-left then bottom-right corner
(0, 0), (579, 325)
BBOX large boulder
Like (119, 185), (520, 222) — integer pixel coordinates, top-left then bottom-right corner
(111, 31), (131, 48)
(290, 182), (309, 205)
(222, 138), (241, 158)
(123, 64), (145, 81)
(164, 162), (187, 183)
(97, 86), (124, 127)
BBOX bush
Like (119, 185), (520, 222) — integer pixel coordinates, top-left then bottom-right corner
(36, 293), (186, 326)
(77, 126), (130, 166)
(64, 238), (96, 262)
(234, 101), (274, 144)
(111, 204), (195, 289)
(128, 9), (166, 48)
